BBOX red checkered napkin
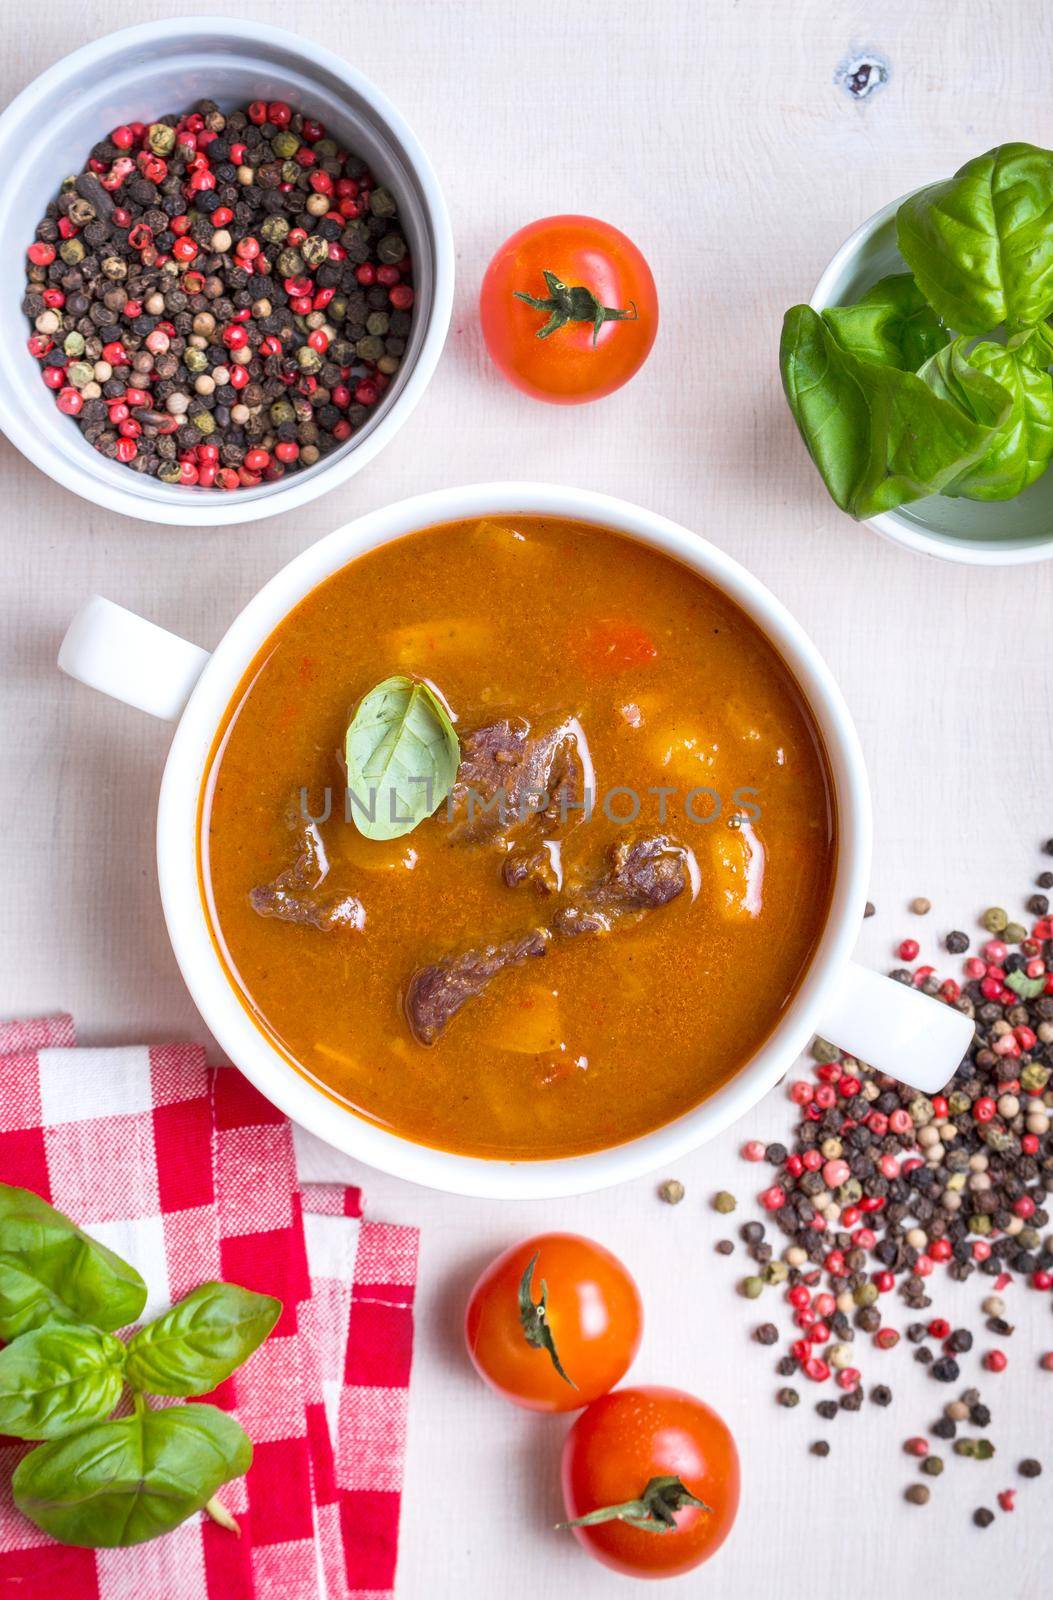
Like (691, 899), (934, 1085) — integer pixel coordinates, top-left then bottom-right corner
(0, 1016), (418, 1600)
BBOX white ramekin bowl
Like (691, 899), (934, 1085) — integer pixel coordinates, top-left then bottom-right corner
(58, 483), (973, 1197)
(0, 18), (453, 526)
(811, 192), (1053, 565)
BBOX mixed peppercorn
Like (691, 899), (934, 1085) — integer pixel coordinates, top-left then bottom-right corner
(681, 846), (1053, 1525)
(23, 99), (414, 488)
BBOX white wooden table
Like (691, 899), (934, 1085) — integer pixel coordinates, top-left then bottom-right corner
(0, 1), (1048, 1593)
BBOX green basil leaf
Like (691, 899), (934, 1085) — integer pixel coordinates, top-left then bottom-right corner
(897, 143), (1053, 334)
(124, 1282), (282, 1397)
(13, 1403), (252, 1548)
(344, 675), (460, 841)
(0, 1326), (125, 1440)
(780, 305), (1011, 518)
(919, 332), (1053, 500)
(822, 273), (949, 371)
(1007, 969), (1046, 999)
(0, 1184), (147, 1340)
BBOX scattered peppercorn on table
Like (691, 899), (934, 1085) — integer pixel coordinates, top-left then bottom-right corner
(3, 2), (1053, 1598)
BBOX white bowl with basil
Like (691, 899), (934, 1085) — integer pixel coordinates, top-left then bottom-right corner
(788, 143), (1053, 564)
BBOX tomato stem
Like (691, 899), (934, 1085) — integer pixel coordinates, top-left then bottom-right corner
(559, 1475), (710, 1534)
(518, 1250), (576, 1387)
(514, 270), (638, 344)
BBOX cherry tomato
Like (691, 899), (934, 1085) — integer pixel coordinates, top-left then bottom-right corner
(560, 1386), (739, 1577)
(465, 1233), (643, 1412)
(480, 215), (658, 404)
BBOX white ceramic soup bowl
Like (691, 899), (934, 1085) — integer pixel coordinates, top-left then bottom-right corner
(0, 18), (453, 526)
(58, 483), (973, 1198)
(812, 192), (1053, 565)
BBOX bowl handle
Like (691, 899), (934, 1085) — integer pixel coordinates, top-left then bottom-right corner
(815, 960), (973, 1095)
(58, 595), (210, 722)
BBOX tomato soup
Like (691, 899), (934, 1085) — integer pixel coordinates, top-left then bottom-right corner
(200, 517), (836, 1158)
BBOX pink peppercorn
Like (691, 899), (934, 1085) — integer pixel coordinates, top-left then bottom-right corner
(913, 1255), (934, 1277)
(802, 1149), (822, 1171)
(973, 1240), (992, 1262)
(904, 1437), (928, 1457)
(874, 1270), (894, 1292)
(854, 1228), (877, 1250)
(741, 1140), (765, 1161)
(984, 1350), (1007, 1373)
(1022, 1134), (1040, 1155)
(998, 1489), (1016, 1514)
(790, 1080), (814, 1105)
(835, 1367), (860, 1390)
(889, 1109), (913, 1135)
(759, 1186), (785, 1211)
(787, 1285), (810, 1309)
(929, 1238), (952, 1263)
(875, 1328), (900, 1350)
(814, 1085), (837, 1109)
(822, 1158), (849, 1187)
(1014, 1196), (1036, 1219)
(808, 1321), (831, 1344)
(878, 1154), (900, 1178)
(964, 956), (986, 978)
(803, 1358), (830, 1383)
(1032, 1271), (1053, 1291)
(1041, 1353), (1053, 1372)
(824, 1250), (846, 1276)
(56, 387), (82, 415)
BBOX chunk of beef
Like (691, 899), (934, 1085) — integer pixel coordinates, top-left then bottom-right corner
(553, 835), (688, 937)
(448, 718), (585, 846)
(404, 928), (550, 1045)
(250, 815), (364, 933)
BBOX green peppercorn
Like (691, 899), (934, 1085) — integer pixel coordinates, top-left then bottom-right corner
(272, 131), (300, 159)
(157, 461), (183, 483)
(741, 1276), (764, 1299)
(260, 215), (290, 245)
(148, 122), (176, 156)
(66, 360), (94, 389)
(1004, 921), (1028, 944)
(314, 138), (338, 159)
(296, 346), (322, 374)
(192, 411), (216, 434)
(355, 335), (385, 363)
(981, 907), (1008, 933)
(269, 399), (296, 426)
(1022, 1064), (1051, 1092)
(921, 1456), (944, 1476)
(713, 1191), (736, 1214)
(370, 186), (398, 217)
(277, 248), (305, 277)
(377, 233), (407, 264)
(854, 1283), (879, 1308)
(63, 331), (85, 357)
(761, 1260), (789, 1285)
(811, 1037), (840, 1063)
(183, 347), (208, 374)
(301, 236), (329, 267)
(59, 237), (85, 265)
(366, 311), (390, 336)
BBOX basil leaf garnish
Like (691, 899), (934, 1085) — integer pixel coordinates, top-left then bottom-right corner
(344, 675), (460, 841)
(124, 1282), (281, 1397)
(13, 1404), (252, 1548)
(0, 1184), (147, 1340)
(0, 1326), (126, 1440)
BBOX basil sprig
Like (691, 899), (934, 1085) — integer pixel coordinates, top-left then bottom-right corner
(0, 1182), (281, 1549)
(780, 141), (1053, 516)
